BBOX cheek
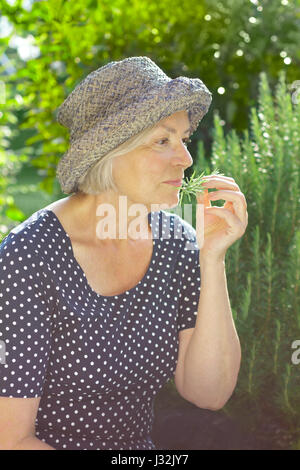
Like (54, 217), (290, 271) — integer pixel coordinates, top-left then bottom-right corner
(144, 154), (170, 175)
(113, 156), (137, 180)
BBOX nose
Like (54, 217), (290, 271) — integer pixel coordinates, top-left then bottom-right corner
(174, 143), (193, 170)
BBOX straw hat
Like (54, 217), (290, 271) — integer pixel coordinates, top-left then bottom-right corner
(56, 56), (212, 194)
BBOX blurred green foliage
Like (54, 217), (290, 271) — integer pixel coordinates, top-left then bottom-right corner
(190, 71), (300, 448)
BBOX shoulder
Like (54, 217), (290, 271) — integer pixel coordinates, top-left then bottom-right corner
(0, 209), (55, 260)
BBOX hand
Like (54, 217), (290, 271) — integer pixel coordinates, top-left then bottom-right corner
(195, 174), (248, 262)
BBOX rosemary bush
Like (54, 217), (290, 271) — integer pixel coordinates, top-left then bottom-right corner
(171, 70), (300, 449)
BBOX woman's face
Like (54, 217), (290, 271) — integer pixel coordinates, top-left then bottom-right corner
(112, 110), (193, 210)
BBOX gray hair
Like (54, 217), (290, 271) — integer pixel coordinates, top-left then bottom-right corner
(76, 121), (160, 195)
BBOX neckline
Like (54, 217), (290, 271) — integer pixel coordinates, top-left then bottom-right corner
(42, 208), (159, 300)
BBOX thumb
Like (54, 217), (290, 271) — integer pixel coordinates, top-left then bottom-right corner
(196, 189), (208, 206)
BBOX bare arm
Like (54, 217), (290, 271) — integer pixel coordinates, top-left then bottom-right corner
(182, 255), (241, 409)
(12, 436), (55, 450)
(0, 396), (55, 450)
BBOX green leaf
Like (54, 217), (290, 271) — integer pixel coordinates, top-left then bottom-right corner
(5, 206), (25, 221)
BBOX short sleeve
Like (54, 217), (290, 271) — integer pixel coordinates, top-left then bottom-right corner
(0, 233), (54, 398)
(177, 236), (201, 333)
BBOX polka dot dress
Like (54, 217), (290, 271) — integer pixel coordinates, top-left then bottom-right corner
(0, 208), (201, 450)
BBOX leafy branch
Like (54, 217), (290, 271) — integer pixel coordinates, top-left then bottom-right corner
(179, 168), (224, 205)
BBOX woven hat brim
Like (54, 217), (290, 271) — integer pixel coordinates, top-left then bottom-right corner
(56, 77), (212, 194)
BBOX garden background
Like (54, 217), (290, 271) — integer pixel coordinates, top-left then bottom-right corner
(0, 0), (299, 450)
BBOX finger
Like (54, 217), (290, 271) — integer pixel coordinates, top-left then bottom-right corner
(208, 189), (247, 208)
(202, 174), (235, 182)
(208, 189), (247, 222)
(205, 206), (246, 235)
(201, 178), (240, 192)
(196, 188), (212, 208)
(225, 200), (235, 214)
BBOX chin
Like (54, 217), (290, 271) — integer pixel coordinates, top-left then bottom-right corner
(161, 195), (180, 210)
(167, 200), (180, 209)
(149, 188), (180, 210)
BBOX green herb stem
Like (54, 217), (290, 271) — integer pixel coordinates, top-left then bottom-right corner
(179, 168), (224, 205)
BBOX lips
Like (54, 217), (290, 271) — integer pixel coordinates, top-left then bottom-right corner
(163, 179), (183, 184)
(163, 179), (183, 186)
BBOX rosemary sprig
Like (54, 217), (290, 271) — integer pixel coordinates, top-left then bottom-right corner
(179, 168), (224, 205)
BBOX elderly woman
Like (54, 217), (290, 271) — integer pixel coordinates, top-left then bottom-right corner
(0, 57), (248, 450)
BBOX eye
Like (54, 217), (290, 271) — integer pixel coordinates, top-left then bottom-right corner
(183, 138), (192, 146)
(156, 137), (192, 146)
(156, 138), (169, 145)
